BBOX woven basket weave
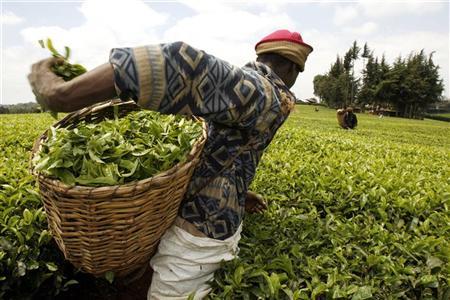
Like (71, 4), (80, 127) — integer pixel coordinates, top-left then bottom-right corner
(31, 100), (207, 277)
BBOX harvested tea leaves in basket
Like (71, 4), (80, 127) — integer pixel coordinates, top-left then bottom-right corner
(33, 110), (203, 187)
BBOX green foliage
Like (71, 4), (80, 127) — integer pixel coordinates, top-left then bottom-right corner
(32, 110), (202, 186)
(424, 114), (450, 122)
(207, 106), (450, 299)
(434, 113), (450, 118)
(1, 107), (449, 299)
(0, 103), (41, 115)
(314, 42), (444, 119)
(313, 43), (360, 108)
(0, 114), (78, 299)
(362, 50), (444, 119)
(104, 271), (114, 284)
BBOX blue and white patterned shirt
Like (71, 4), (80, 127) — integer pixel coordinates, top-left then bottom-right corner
(109, 42), (295, 240)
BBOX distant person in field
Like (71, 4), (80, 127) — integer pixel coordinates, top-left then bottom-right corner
(337, 106), (358, 129)
(28, 29), (313, 299)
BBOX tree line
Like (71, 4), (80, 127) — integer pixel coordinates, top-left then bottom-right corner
(0, 102), (41, 114)
(313, 41), (445, 118)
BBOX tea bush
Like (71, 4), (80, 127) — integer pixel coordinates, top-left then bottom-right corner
(208, 106), (450, 299)
(1, 106), (449, 299)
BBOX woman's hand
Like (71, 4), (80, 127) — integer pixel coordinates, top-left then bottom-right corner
(28, 57), (66, 111)
(245, 191), (267, 214)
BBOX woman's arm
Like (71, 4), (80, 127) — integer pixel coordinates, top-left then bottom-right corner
(28, 58), (117, 112)
(110, 42), (279, 129)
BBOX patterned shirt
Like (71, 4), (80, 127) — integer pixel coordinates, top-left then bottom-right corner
(109, 42), (295, 240)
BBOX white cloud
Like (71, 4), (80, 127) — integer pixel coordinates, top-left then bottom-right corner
(333, 6), (359, 26)
(3, 46), (46, 104)
(179, 0), (290, 14)
(221, 0), (291, 14)
(344, 22), (378, 36)
(1, 0), (448, 104)
(358, 0), (444, 18)
(1, 11), (24, 25)
(163, 9), (295, 67)
(329, 1), (444, 27)
(79, 0), (167, 39)
(20, 0), (168, 65)
(178, 0), (232, 13)
(2, 0), (169, 104)
(359, 30), (449, 101)
(369, 31), (449, 72)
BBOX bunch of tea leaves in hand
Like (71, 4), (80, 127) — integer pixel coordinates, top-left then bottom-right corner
(33, 110), (202, 187)
(39, 38), (87, 81)
(38, 38), (87, 118)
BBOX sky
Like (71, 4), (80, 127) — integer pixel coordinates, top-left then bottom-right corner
(1, 0), (449, 105)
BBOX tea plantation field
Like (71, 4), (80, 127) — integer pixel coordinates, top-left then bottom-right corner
(435, 113), (450, 118)
(1, 105), (449, 299)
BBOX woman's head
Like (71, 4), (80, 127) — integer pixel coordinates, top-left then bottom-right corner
(254, 29), (313, 88)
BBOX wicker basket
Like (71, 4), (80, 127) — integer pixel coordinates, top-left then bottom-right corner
(31, 100), (207, 277)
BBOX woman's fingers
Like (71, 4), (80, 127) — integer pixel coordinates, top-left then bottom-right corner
(41, 57), (62, 69)
(245, 192), (268, 214)
(253, 201), (266, 214)
(255, 194), (268, 209)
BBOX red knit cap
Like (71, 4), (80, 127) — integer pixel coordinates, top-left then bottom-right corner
(255, 29), (313, 52)
(255, 29), (313, 71)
